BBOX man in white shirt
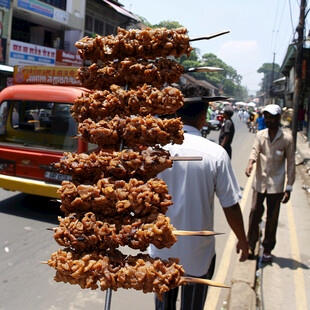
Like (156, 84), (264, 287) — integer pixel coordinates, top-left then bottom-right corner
(149, 98), (248, 310)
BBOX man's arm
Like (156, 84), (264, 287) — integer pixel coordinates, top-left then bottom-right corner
(223, 203), (248, 261)
(283, 135), (296, 203)
(245, 135), (260, 177)
(245, 158), (255, 177)
(220, 134), (229, 148)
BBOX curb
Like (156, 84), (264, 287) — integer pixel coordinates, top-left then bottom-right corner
(227, 258), (257, 310)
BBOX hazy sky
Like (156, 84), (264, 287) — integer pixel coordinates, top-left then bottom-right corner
(119, 0), (306, 95)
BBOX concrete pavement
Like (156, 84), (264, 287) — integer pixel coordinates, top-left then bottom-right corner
(227, 130), (310, 310)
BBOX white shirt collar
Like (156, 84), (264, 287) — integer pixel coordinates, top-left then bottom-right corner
(183, 125), (201, 136)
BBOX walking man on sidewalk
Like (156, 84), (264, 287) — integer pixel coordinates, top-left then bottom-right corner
(245, 104), (295, 262)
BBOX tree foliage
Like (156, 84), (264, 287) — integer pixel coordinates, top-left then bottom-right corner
(137, 18), (249, 101)
(257, 63), (281, 95)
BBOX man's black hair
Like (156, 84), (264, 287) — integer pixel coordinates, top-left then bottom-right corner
(177, 101), (208, 119)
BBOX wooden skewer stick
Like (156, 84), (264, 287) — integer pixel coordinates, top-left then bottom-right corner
(39, 262), (229, 289)
(190, 30), (230, 42)
(173, 230), (223, 236)
(182, 276), (230, 288)
(170, 156), (202, 161)
(48, 227), (222, 237)
(186, 66), (223, 73)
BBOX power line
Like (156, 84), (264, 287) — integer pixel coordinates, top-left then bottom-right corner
(271, 0), (281, 54)
(288, 0), (297, 37)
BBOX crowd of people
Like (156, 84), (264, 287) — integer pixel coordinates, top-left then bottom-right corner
(149, 98), (295, 310)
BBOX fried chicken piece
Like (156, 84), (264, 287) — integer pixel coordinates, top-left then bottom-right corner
(54, 147), (172, 182)
(48, 248), (185, 301)
(58, 178), (172, 217)
(71, 84), (183, 122)
(54, 212), (177, 251)
(76, 58), (184, 90)
(75, 27), (193, 62)
(78, 115), (184, 148)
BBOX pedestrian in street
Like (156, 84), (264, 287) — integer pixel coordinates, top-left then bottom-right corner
(245, 104), (295, 262)
(149, 98), (248, 310)
(255, 112), (266, 131)
(219, 106), (235, 159)
(238, 109), (243, 121)
(243, 109), (250, 124)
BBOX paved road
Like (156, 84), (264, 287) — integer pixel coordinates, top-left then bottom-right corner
(1, 115), (309, 310)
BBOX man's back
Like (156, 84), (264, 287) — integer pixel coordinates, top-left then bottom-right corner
(149, 125), (241, 276)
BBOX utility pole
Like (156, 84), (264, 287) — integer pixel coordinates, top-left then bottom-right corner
(269, 53), (276, 102)
(292, 0), (307, 150)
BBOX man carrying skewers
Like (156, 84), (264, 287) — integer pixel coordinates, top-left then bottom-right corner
(149, 96), (248, 310)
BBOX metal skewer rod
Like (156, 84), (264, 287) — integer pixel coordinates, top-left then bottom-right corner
(104, 137), (125, 310)
(186, 66), (223, 73)
(104, 289), (112, 310)
(189, 30), (230, 42)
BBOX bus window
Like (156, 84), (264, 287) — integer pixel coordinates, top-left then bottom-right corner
(0, 101), (8, 135)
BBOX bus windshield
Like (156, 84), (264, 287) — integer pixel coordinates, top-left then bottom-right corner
(0, 100), (77, 151)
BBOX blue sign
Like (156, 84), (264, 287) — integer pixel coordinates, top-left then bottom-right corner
(17, 0), (53, 18)
(0, 0), (10, 9)
(10, 52), (55, 65)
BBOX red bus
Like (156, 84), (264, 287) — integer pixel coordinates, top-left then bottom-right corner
(0, 84), (93, 198)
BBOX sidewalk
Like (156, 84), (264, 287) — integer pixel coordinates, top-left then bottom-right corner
(227, 130), (310, 310)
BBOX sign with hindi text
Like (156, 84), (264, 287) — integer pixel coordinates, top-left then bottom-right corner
(13, 66), (81, 86)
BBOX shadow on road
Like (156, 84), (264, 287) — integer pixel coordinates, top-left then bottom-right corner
(261, 255), (310, 270)
(0, 193), (61, 225)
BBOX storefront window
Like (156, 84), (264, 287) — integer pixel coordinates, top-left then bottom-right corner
(95, 19), (104, 35)
(40, 0), (67, 11)
(105, 23), (115, 36)
(85, 15), (93, 32)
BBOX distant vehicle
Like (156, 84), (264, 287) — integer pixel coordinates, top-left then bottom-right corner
(201, 122), (211, 137)
(208, 113), (224, 130)
(0, 84), (93, 198)
(208, 119), (222, 130)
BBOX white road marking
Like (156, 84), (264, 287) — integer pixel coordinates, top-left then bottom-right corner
(204, 168), (255, 310)
(286, 200), (308, 310)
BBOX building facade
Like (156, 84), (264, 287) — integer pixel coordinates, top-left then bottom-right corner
(0, 0), (140, 90)
(281, 41), (310, 140)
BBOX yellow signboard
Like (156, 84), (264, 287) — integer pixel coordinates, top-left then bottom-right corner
(13, 66), (82, 86)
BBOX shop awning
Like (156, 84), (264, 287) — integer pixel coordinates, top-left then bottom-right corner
(102, 0), (140, 22)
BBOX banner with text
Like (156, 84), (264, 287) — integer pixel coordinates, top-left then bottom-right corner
(13, 66), (81, 86)
(9, 40), (56, 66)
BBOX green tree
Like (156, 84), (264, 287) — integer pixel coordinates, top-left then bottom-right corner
(136, 15), (153, 28)
(257, 63), (281, 95)
(136, 18), (249, 101)
(154, 20), (184, 29)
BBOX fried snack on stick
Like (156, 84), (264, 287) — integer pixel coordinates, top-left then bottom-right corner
(47, 248), (185, 301)
(78, 115), (184, 148)
(54, 147), (172, 182)
(58, 178), (172, 217)
(71, 84), (183, 122)
(75, 27), (193, 62)
(77, 58), (184, 90)
(54, 212), (177, 251)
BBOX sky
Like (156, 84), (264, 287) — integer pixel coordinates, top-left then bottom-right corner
(119, 0), (307, 95)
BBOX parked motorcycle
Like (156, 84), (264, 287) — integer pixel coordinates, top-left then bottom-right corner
(201, 122), (211, 138)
